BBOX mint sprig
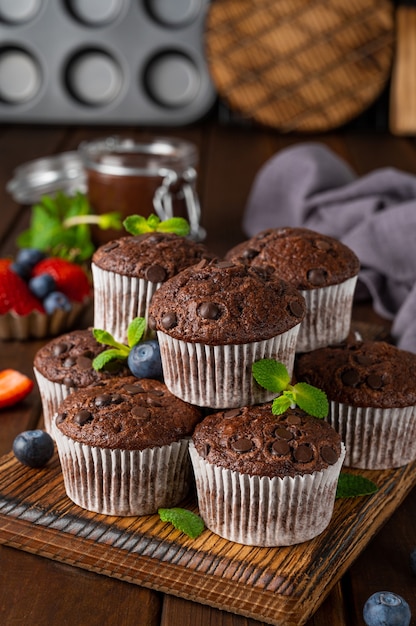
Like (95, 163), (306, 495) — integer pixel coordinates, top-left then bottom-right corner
(252, 359), (329, 418)
(336, 473), (378, 499)
(92, 317), (146, 370)
(123, 213), (190, 237)
(158, 507), (205, 539)
(17, 191), (122, 263)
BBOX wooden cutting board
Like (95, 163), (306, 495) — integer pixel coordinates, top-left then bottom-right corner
(205, 0), (395, 132)
(0, 450), (415, 626)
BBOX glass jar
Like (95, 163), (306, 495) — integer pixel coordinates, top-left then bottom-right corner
(78, 135), (204, 243)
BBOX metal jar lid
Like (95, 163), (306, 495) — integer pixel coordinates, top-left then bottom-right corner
(7, 151), (86, 204)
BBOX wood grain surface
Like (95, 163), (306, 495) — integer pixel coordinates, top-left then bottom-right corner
(0, 450), (415, 626)
(205, 0), (395, 132)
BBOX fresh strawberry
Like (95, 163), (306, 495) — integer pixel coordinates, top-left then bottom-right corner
(0, 369), (34, 408)
(32, 258), (91, 302)
(0, 259), (44, 315)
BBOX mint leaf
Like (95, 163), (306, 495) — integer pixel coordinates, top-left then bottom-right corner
(92, 328), (129, 354)
(292, 382), (328, 418)
(158, 507), (205, 539)
(156, 217), (190, 236)
(252, 359), (290, 393)
(92, 349), (127, 371)
(123, 213), (190, 237)
(127, 317), (146, 348)
(336, 473), (378, 498)
(271, 394), (293, 415)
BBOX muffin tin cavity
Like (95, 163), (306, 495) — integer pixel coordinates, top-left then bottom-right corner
(0, 0), (216, 123)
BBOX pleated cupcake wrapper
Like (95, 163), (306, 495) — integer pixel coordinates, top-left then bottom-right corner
(157, 324), (301, 408)
(0, 299), (89, 341)
(296, 276), (358, 352)
(53, 419), (192, 516)
(329, 401), (416, 469)
(34, 368), (73, 437)
(189, 442), (346, 546)
(92, 264), (160, 343)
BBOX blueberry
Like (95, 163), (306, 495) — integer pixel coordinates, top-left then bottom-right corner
(29, 273), (56, 299)
(10, 260), (32, 280)
(16, 248), (45, 268)
(363, 591), (411, 626)
(127, 339), (163, 379)
(13, 429), (54, 468)
(43, 291), (72, 314)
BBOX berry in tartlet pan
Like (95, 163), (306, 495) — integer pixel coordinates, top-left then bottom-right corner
(0, 249), (91, 340)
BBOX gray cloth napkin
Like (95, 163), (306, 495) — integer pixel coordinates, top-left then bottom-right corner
(243, 142), (416, 352)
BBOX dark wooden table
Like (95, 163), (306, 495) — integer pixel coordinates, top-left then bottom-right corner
(1, 120), (416, 626)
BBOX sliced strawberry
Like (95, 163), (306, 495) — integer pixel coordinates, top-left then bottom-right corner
(0, 259), (44, 315)
(32, 258), (91, 302)
(0, 369), (34, 408)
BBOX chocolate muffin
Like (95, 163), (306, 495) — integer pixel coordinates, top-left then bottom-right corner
(148, 258), (306, 408)
(295, 341), (416, 469)
(189, 404), (345, 546)
(34, 328), (129, 435)
(92, 232), (213, 342)
(226, 227), (360, 352)
(52, 376), (202, 516)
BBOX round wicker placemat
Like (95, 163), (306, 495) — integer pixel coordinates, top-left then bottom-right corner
(205, 0), (395, 132)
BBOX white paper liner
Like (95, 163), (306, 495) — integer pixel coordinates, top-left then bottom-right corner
(92, 263), (161, 343)
(53, 417), (192, 516)
(189, 442), (346, 546)
(34, 368), (75, 436)
(296, 276), (358, 352)
(0, 299), (89, 341)
(328, 401), (416, 469)
(157, 323), (301, 408)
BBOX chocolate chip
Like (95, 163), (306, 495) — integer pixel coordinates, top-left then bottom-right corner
(201, 443), (211, 459)
(216, 260), (234, 268)
(124, 384), (144, 395)
(195, 258), (209, 270)
(314, 239), (331, 251)
(94, 394), (112, 407)
(294, 444), (314, 463)
(275, 427), (293, 441)
(231, 437), (253, 453)
(341, 368), (360, 386)
(145, 264), (167, 283)
(148, 315), (157, 331)
(223, 408), (241, 418)
(63, 357), (76, 368)
(103, 242), (119, 252)
(111, 394), (124, 404)
(161, 312), (177, 330)
(198, 302), (220, 320)
(132, 406), (150, 419)
(321, 445), (339, 465)
(63, 377), (75, 388)
(367, 374), (384, 390)
(53, 342), (68, 356)
(242, 248), (258, 260)
(149, 390), (164, 396)
(77, 356), (92, 369)
(286, 414), (302, 425)
(288, 300), (304, 318)
(74, 410), (93, 426)
(147, 397), (162, 407)
(307, 268), (328, 286)
(355, 354), (373, 366)
(55, 413), (66, 425)
(271, 440), (291, 456)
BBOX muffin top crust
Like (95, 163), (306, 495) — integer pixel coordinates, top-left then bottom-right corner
(225, 227), (360, 290)
(192, 404), (342, 478)
(34, 328), (129, 388)
(295, 340), (416, 408)
(92, 232), (213, 281)
(148, 258), (306, 345)
(55, 376), (202, 449)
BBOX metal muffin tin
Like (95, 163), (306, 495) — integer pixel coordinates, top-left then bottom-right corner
(0, 0), (216, 124)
